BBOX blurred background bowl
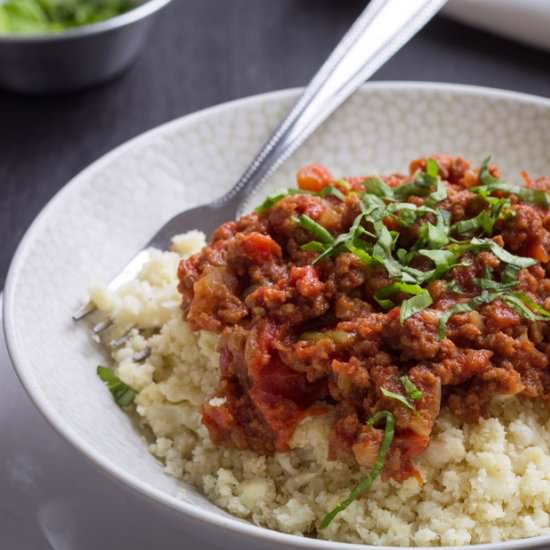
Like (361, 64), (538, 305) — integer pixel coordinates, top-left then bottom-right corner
(0, 0), (172, 95)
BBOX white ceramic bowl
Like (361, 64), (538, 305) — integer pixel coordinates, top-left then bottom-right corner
(5, 83), (550, 550)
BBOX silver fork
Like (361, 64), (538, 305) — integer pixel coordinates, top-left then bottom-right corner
(74, 0), (447, 325)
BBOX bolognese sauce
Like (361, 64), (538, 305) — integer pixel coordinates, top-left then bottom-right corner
(177, 155), (550, 489)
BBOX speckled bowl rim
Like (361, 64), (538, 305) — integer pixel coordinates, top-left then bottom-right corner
(0, 0), (172, 43)
(5, 82), (550, 550)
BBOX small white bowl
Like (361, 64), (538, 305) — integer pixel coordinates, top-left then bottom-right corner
(5, 83), (550, 550)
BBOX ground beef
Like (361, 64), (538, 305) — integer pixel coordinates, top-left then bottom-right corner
(178, 155), (550, 481)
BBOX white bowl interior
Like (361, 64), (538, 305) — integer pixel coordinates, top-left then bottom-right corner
(5, 83), (550, 550)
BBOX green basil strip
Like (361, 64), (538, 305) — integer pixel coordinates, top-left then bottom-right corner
(476, 267), (517, 292)
(301, 241), (327, 253)
(400, 289), (433, 324)
(437, 291), (501, 339)
(256, 183), (347, 214)
(297, 214), (334, 244)
(426, 221), (448, 249)
(394, 178), (432, 200)
(503, 292), (550, 320)
(394, 159), (439, 200)
(360, 193), (386, 219)
(374, 296), (394, 310)
(452, 203), (504, 237)
(418, 248), (458, 267)
(479, 155), (499, 186)
(255, 190), (289, 213)
(502, 264), (521, 284)
(445, 280), (465, 294)
(319, 186), (346, 201)
(374, 282), (424, 310)
(437, 302), (477, 339)
(375, 282), (424, 300)
(426, 158), (439, 178)
(381, 387), (414, 410)
(478, 182), (550, 208)
(312, 233), (350, 265)
(311, 211), (370, 264)
(439, 288), (550, 340)
(470, 238), (537, 268)
(513, 292), (550, 318)
(97, 366), (137, 407)
(475, 156), (549, 207)
(400, 376), (423, 401)
(415, 210), (450, 251)
(346, 242), (374, 265)
(362, 177), (395, 199)
(320, 411), (395, 529)
(426, 179), (447, 205)
(386, 202), (437, 228)
(477, 277), (517, 292)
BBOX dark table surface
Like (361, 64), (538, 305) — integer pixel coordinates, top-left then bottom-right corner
(1, 0), (549, 287)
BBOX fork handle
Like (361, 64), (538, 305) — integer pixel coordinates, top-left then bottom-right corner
(218, 0), (447, 211)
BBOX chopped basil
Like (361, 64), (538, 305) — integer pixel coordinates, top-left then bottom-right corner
(470, 238), (537, 268)
(426, 179), (448, 205)
(362, 177), (395, 199)
(360, 193), (386, 218)
(311, 210), (372, 265)
(426, 220), (449, 249)
(381, 387), (414, 410)
(297, 214), (333, 244)
(346, 241), (373, 265)
(475, 267), (517, 293)
(374, 282), (424, 310)
(256, 183), (347, 215)
(97, 366), (136, 407)
(438, 302), (479, 340)
(319, 185), (346, 201)
(301, 241), (326, 253)
(394, 159), (439, 200)
(474, 156), (550, 207)
(255, 190), (289, 213)
(445, 279), (464, 294)
(503, 292), (550, 320)
(438, 273), (550, 339)
(394, 176), (432, 200)
(452, 200), (507, 237)
(477, 182), (550, 207)
(417, 248), (458, 267)
(416, 249), (464, 282)
(387, 203), (436, 228)
(502, 264), (521, 284)
(372, 221), (401, 277)
(437, 290), (504, 339)
(400, 376), (423, 401)
(479, 155), (499, 186)
(320, 411), (395, 529)
(299, 159), (545, 334)
(477, 276), (516, 292)
(426, 158), (439, 178)
(400, 289), (433, 324)
(312, 233), (349, 265)
(415, 210), (450, 250)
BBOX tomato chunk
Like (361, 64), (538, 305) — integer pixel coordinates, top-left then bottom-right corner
(524, 240), (549, 263)
(290, 265), (324, 298)
(241, 232), (282, 263)
(297, 164), (332, 192)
